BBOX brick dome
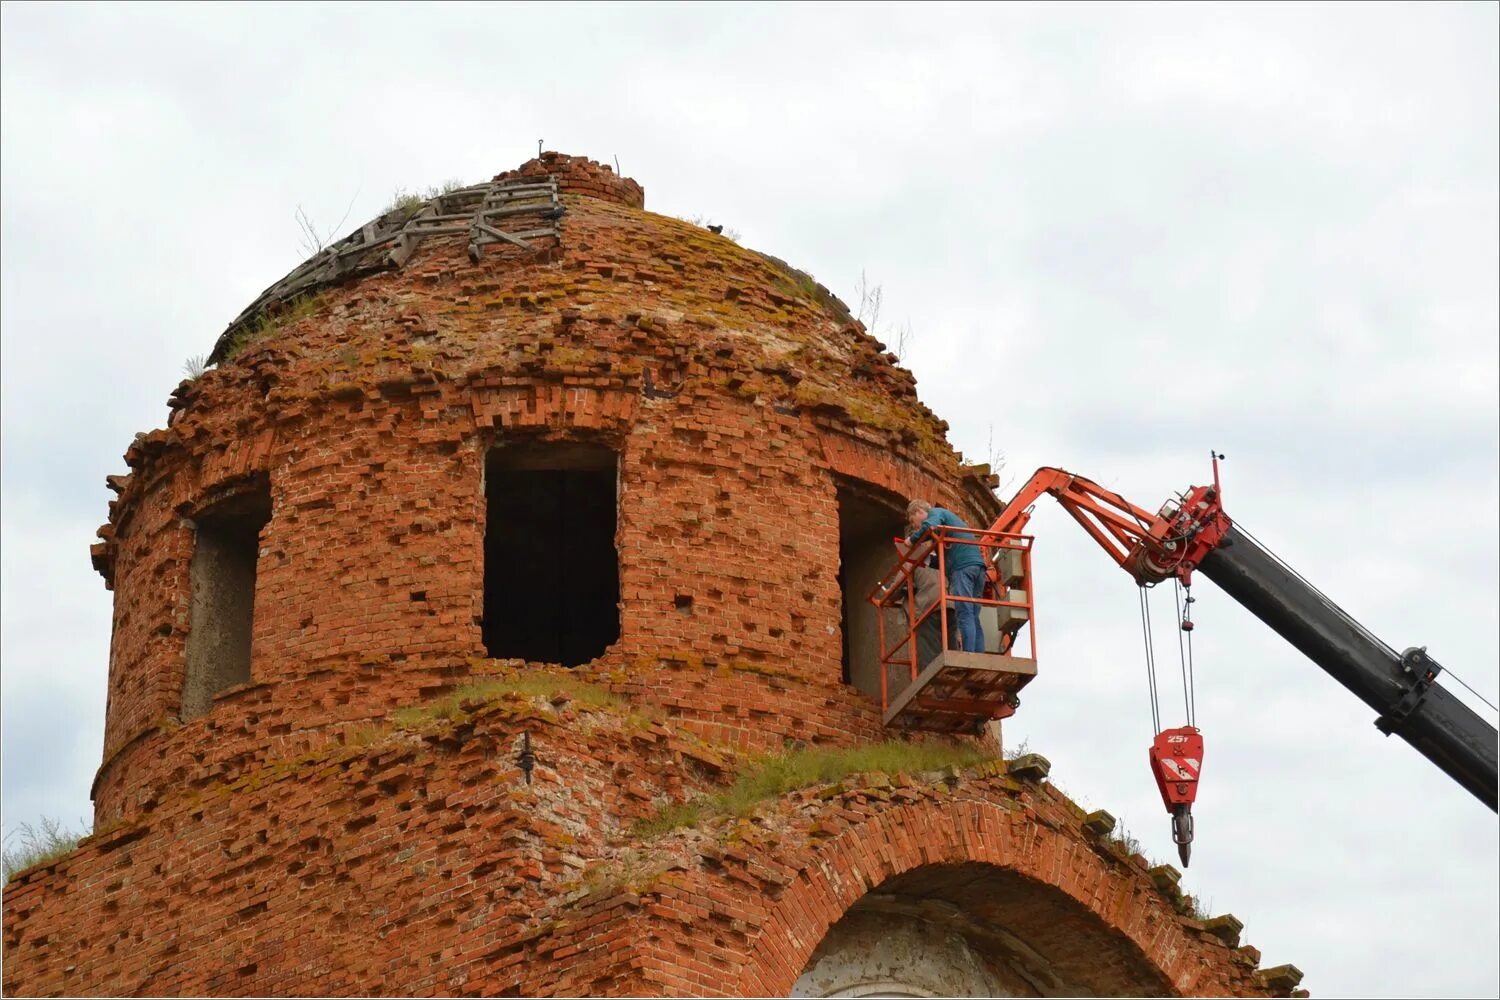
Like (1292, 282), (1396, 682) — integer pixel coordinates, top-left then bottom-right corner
(87, 151), (998, 819)
(3, 155), (1299, 999)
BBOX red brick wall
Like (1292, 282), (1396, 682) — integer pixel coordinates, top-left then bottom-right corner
(90, 380), (972, 822)
(5, 159), (1297, 997)
(497, 151), (645, 209)
(4, 681), (1288, 997)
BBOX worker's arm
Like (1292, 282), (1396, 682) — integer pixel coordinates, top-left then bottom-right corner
(898, 534), (937, 572)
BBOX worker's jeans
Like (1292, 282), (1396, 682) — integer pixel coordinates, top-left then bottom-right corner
(948, 564), (987, 653)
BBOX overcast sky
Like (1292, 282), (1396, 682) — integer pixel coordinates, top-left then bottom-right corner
(2, 4), (1496, 997)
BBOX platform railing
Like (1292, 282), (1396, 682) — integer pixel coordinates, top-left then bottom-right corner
(868, 526), (1036, 717)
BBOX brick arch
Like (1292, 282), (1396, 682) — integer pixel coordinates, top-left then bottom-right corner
(733, 797), (1198, 998)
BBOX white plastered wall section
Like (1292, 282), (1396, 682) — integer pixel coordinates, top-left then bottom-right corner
(790, 910), (1017, 998)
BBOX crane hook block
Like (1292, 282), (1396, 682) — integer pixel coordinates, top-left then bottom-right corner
(1149, 726), (1203, 811)
(1150, 726), (1203, 866)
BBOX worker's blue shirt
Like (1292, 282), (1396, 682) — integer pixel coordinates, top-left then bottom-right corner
(909, 507), (986, 571)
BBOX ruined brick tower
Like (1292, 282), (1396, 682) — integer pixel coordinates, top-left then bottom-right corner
(3, 154), (1303, 997)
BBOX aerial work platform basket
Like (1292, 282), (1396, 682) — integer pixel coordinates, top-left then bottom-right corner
(869, 526), (1038, 734)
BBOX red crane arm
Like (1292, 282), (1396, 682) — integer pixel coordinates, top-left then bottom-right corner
(985, 462), (1231, 587)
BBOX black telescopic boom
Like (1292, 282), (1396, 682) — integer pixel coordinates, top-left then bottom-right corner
(1199, 524), (1498, 811)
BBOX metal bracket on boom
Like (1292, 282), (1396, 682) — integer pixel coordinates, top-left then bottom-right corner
(1374, 646), (1442, 736)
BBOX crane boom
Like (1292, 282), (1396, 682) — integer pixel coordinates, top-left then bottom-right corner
(1199, 525), (1498, 809)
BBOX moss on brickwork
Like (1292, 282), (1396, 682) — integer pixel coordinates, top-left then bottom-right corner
(633, 739), (997, 838)
(387, 672), (628, 729)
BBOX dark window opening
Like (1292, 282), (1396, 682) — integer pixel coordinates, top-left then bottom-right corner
(484, 442), (621, 665)
(836, 481), (906, 699)
(182, 483), (271, 719)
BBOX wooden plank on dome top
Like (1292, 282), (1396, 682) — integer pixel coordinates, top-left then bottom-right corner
(409, 210), (486, 224)
(335, 233), (398, 260)
(473, 226), (556, 246)
(483, 196), (554, 209)
(480, 202), (561, 220)
(388, 233), (416, 268)
(489, 191), (553, 199)
(474, 223), (532, 249)
(386, 206), (439, 262)
(400, 223), (470, 237)
(489, 181), (556, 193)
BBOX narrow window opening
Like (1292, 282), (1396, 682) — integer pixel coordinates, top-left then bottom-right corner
(836, 481), (906, 699)
(484, 442), (620, 665)
(182, 483), (271, 719)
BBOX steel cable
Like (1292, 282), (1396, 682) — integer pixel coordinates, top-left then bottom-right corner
(1172, 580), (1200, 728)
(1139, 585), (1162, 734)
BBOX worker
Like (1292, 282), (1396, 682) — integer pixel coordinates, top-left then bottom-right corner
(906, 500), (987, 653)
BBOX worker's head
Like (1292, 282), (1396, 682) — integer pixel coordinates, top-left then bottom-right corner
(906, 499), (932, 531)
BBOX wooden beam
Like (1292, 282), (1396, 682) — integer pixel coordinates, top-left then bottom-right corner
(475, 223), (532, 249)
(479, 201), (560, 220)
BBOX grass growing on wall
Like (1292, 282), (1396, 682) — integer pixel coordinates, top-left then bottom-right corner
(222, 294), (323, 362)
(387, 673), (628, 729)
(2, 818), (90, 884)
(634, 740), (997, 838)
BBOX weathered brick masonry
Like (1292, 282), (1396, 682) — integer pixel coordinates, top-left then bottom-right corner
(4, 154), (1304, 997)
